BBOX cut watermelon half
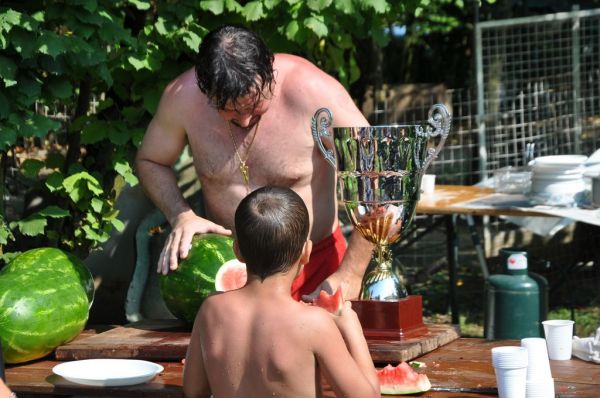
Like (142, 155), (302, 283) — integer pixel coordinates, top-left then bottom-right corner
(377, 362), (431, 395)
(215, 259), (247, 291)
(311, 287), (344, 315)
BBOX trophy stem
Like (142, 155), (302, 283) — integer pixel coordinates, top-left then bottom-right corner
(359, 244), (408, 301)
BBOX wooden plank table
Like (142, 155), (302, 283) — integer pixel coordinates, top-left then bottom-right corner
(53, 320), (459, 364)
(6, 338), (600, 397)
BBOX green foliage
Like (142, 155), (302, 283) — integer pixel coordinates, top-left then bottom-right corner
(0, 0), (467, 260)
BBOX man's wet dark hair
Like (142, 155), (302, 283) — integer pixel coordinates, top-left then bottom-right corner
(195, 25), (275, 110)
(235, 186), (309, 280)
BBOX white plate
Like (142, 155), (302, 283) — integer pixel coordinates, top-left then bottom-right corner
(53, 359), (164, 387)
(532, 155), (588, 165)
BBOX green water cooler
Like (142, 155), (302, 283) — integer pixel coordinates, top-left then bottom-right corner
(484, 248), (548, 339)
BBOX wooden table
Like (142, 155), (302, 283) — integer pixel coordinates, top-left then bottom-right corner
(6, 338), (600, 397)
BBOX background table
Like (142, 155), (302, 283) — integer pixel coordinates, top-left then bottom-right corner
(415, 185), (568, 324)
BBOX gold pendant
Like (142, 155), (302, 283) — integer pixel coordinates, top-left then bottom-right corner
(239, 162), (250, 185)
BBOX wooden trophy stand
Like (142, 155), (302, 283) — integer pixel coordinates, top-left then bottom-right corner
(350, 295), (460, 363)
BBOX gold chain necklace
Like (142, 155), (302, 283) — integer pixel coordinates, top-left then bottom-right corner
(227, 119), (260, 188)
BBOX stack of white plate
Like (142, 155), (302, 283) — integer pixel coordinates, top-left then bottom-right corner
(529, 155), (588, 206)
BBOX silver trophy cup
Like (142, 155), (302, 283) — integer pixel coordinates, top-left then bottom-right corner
(312, 105), (451, 301)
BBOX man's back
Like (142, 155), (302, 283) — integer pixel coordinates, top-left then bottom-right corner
(197, 287), (324, 397)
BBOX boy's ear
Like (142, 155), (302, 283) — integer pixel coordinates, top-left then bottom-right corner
(233, 239), (245, 262)
(300, 239), (312, 265)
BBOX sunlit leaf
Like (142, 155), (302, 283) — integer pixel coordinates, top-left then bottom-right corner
(127, 56), (147, 71)
(12, 215), (47, 237)
(304, 15), (328, 37)
(334, 0), (355, 14)
(90, 197), (104, 213)
(183, 30), (202, 51)
(241, 1), (264, 21)
(307, 0), (332, 11)
(128, 0), (151, 10)
(111, 218), (125, 232)
(200, 0), (225, 14)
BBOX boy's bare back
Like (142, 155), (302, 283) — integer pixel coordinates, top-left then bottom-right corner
(197, 284), (322, 397)
(184, 279), (379, 398)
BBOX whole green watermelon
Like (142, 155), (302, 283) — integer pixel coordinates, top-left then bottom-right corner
(0, 248), (94, 364)
(159, 234), (236, 324)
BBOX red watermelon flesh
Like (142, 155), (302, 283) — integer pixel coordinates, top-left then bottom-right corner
(215, 259), (247, 291)
(377, 362), (431, 395)
(311, 287), (343, 315)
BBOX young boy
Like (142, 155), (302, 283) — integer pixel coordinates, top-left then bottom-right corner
(183, 186), (379, 398)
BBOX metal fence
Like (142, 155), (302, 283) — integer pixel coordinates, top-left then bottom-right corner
(370, 8), (600, 185)
(476, 7), (600, 178)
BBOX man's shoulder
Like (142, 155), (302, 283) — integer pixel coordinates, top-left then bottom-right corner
(163, 68), (198, 98)
(156, 67), (209, 117)
(275, 54), (345, 109)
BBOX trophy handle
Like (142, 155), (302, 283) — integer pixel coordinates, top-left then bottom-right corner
(421, 103), (452, 171)
(311, 107), (336, 169)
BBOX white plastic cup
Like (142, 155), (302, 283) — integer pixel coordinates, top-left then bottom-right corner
(526, 378), (555, 398)
(495, 367), (528, 398)
(521, 337), (552, 381)
(492, 346), (528, 398)
(421, 174), (436, 195)
(542, 320), (574, 360)
(492, 346), (529, 368)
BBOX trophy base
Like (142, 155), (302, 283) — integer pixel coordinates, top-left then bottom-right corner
(350, 295), (427, 340)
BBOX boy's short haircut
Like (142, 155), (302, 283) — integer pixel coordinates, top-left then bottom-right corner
(235, 186), (309, 280)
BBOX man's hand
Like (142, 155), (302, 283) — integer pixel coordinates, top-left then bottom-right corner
(158, 210), (232, 275)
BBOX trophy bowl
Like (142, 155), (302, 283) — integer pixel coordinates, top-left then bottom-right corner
(312, 105), (451, 338)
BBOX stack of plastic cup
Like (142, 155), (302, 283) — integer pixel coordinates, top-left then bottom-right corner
(542, 319), (575, 360)
(492, 346), (529, 398)
(521, 338), (555, 398)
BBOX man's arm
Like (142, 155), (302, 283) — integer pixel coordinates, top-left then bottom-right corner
(310, 304), (379, 397)
(183, 307), (212, 398)
(136, 80), (231, 274)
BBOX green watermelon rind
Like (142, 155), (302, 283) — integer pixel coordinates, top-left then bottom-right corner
(159, 234), (236, 324)
(0, 248), (92, 364)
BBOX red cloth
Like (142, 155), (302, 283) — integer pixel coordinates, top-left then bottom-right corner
(291, 224), (347, 301)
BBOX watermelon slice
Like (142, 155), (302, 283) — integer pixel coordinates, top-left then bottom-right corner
(311, 287), (344, 315)
(377, 362), (432, 395)
(215, 259), (247, 291)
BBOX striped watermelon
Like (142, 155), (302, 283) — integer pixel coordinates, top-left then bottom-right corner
(0, 248), (94, 364)
(159, 234), (239, 324)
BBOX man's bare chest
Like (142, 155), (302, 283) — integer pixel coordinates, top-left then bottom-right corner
(186, 118), (316, 187)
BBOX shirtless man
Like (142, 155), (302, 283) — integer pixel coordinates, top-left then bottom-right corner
(135, 24), (373, 299)
(183, 186), (379, 398)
